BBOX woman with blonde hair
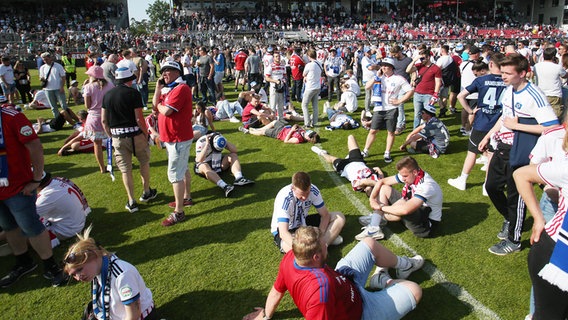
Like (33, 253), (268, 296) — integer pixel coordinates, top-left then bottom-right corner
(83, 66), (114, 173)
(64, 225), (156, 320)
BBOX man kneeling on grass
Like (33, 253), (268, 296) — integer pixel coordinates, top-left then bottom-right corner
(243, 226), (423, 320)
(359, 156), (443, 239)
(194, 132), (254, 197)
(270, 172), (345, 253)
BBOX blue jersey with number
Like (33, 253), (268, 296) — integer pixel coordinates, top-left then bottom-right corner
(466, 74), (507, 132)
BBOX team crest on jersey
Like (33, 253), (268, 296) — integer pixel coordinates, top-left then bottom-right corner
(20, 125), (33, 136)
(514, 102), (522, 110)
(120, 285), (133, 298)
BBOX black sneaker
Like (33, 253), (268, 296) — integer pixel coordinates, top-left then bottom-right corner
(234, 177), (255, 186)
(125, 201), (139, 213)
(139, 188), (158, 203)
(43, 268), (69, 287)
(0, 263), (38, 288)
(224, 185), (235, 197)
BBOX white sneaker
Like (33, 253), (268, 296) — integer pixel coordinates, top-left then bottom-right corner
(355, 226), (385, 240)
(229, 116), (240, 123)
(480, 164), (487, 171)
(482, 183), (488, 197)
(330, 235), (343, 246)
(447, 177), (466, 191)
(475, 155), (487, 164)
(369, 267), (392, 290)
(311, 146), (327, 156)
(322, 101), (330, 113)
(396, 255), (424, 279)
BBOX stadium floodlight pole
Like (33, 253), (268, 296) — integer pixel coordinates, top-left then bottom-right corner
(412, 0), (415, 25)
(456, 0), (459, 25)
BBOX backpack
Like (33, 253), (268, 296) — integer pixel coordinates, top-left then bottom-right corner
(442, 60), (458, 86)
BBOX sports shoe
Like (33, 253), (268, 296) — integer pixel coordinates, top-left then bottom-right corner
(238, 126), (249, 134)
(358, 214), (372, 226)
(162, 211), (186, 227)
(311, 146), (328, 156)
(396, 255), (424, 279)
(407, 147), (416, 154)
(482, 183), (488, 197)
(369, 267), (392, 290)
(355, 226), (385, 240)
(438, 107), (447, 118)
(234, 177), (255, 186)
(224, 184), (235, 197)
(139, 188), (158, 202)
(488, 239), (521, 256)
(361, 150), (369, 158)
(450, 107), (458, 114)
(168, 198), (193, 208)
(125, 201), (139, 213)
(229, 116), (240, 123)
(497, 220), (510, 240)
(43, 268), (69, 287)
(330, 235), (343, 246)
(475, 155), (488, 165)
(459, 127), (467, 135)
(0, 263), (38, 288)
(447, 176), (466, 191)
(365, 110), (373, 118)
(428, 143), (440, 159)
(384, 154), (393, 163)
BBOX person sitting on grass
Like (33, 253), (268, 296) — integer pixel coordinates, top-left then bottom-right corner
(24, 89), (51, 110)
(193, 101), (216, 140)
(57, 110), (108, 157)
(194, 132), (255, 198)
(67, 80), (83, 106)
(241, 93), (276, 129)
(311, 135), (384, 197)
(399, 105), (449, 159)
(270, 171), (346, 253)
(243, 226), (423, 320)
(244, 119), (319, 144)
(63, 225), (157, 320)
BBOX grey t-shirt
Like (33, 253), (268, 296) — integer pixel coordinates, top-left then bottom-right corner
(245, 55), (261, 74)
(198, 55), (213, 77)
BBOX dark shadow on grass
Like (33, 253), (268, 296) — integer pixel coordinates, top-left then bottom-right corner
(158, 289), (302, 319)
(430, 201), (490, 237)
(403, 282), (475, 320)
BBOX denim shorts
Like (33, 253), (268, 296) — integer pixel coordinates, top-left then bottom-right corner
(164, 139), (192, 183)
(335, 241), (417, 320)
(0, 191), (46, 237)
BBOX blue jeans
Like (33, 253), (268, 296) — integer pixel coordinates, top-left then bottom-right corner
(397, 103), (406, 129)
(292, 79), (303, 101)
(45, 89), (68, 118)
(0, 191), (45, 237)
(413, 93), (432, 128)
(335, 241), (417, 320)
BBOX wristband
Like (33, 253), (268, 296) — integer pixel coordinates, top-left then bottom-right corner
(432, 92), (439, 99)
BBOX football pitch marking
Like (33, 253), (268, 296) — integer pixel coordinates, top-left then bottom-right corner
(317, 157), (502, 320)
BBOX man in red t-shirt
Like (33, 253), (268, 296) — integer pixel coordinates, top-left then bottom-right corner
(289, 47), (306, 102)
(234, 48), (248, 91)
(406, 48), (442, 129)
(154, 61), (194, 227)
(0, 107), (68, 287)
(243, 226), (422, 320)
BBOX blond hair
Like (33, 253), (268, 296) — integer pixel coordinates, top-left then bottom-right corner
(292, 226), (322, 265)
(63, 225), (110, 273)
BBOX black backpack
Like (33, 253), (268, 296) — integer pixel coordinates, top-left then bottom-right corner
(442, 60), (458, 86)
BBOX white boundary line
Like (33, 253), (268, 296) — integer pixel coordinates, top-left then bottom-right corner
(316, 154), (502, 320)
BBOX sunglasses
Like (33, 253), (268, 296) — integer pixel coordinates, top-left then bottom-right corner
(63, 250), (91, 265)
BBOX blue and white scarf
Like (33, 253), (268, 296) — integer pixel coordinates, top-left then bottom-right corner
(92, 256), (113, 320)
(0, 108), (8, 187)
(106, 138), (115, 182)
(539, 215), (568, 292)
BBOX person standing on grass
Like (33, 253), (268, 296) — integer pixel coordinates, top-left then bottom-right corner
(0, 106), (68, 288)
(480, 54), (560, 256)
(447, 52), (507, 193)
(243, 226), (423, 320)
(102, 67), (157, 214)
(83, 65), (114, 174)
(301, 49), (322, 128)
(270, 172), (345, 253)
(153, 61), (194, 227)
(406, 48), (442, 129)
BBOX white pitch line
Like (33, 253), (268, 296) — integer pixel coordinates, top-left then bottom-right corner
(316, 154), (501, 320)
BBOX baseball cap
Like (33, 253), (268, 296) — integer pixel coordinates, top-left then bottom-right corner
(469, 46), (481, 55)
(422, 104), (436, 115)
(160, 61), (181, 72)
(455, 43), (464, 51)
(380, 57), (396, 68)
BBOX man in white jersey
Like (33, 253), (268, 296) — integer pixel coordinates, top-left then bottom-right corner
(479, 54), (560, 255)
(361, 58), (414, 163)
(362, 156), (443, 239)
(264, 51), (287, 119)
(270, 172), (345, 253)
(361, 48), (380, 114)
(459, 45), (481, 135)
(311, 135), (384, 196)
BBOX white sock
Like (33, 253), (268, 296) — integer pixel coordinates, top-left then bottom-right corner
(396, 256), (411, 270)
(384, 151), (390, 157)
(460, 172), (469, 180)
(370, 211), (382, 227)
(363, 148), (368, 153)
(217, 180), (227, 189)
(234, 172), (243, 180)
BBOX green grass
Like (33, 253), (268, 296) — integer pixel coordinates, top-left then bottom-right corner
(0, 68), (534, 319)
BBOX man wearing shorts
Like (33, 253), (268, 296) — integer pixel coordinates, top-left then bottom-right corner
(399, 105), (450, 159)
(102, 67), (156, 214)
(154, 61), (194, 227)
(448, 52), (506, 192)
(0, 106), (68, 287)
(367, 156), (443, 239)
(194, 132), (254, 198)
(0, 56), (16, 104)
(270, 172), (345, 253)
(243, 226), (423, 320)
(361, 58), (414, 163)
(234, 48), (248, 92)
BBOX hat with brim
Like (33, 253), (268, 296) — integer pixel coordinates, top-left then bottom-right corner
(160, 61), (181, 73)
(115, 67), (136, 83)
(86, 66), (104, 79)
(422, 104), (436, 115)
(380, 57), (396, 68)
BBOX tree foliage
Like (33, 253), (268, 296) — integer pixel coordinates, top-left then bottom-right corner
(146, 0), (171, 30)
